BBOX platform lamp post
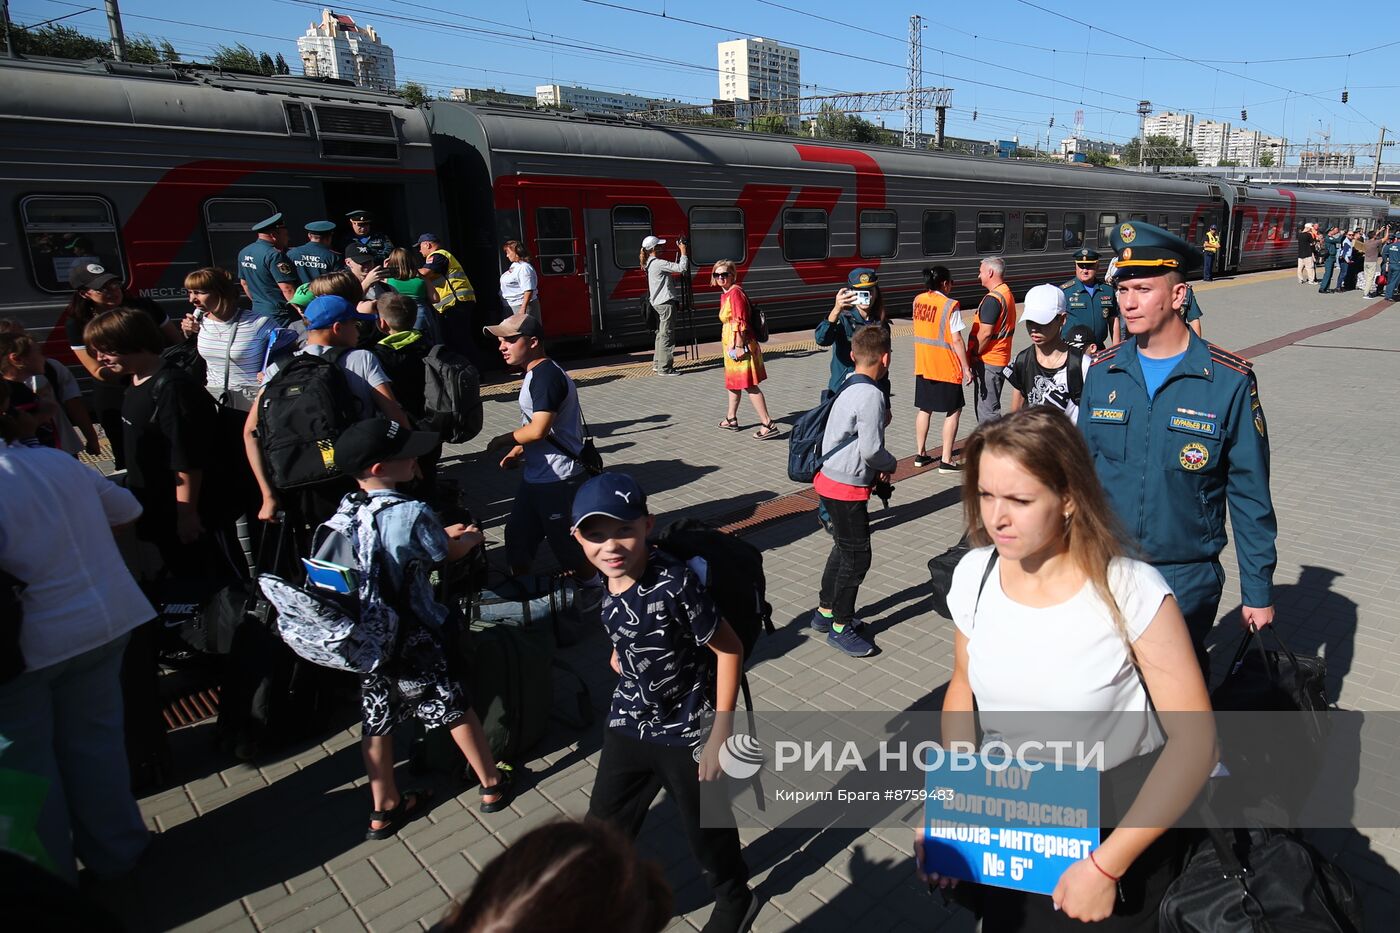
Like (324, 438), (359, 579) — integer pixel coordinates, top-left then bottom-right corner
(1137, 100), (1151, 169)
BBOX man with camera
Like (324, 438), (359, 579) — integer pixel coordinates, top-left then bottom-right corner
(640, 235), (690, 375)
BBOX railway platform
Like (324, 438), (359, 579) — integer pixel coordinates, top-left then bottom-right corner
(96, 269), (1399, 932)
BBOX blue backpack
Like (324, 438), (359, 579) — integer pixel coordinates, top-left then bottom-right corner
(786, 374), (876, 483)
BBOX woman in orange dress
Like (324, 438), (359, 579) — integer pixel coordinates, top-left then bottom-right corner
(713, 259), (779, 439)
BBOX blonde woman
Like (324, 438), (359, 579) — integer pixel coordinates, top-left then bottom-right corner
(712, 260), (779, 439)
(917, 407), (1215, 930)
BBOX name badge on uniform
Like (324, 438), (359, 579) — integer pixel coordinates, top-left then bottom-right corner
(1090, 407), (1126, 423)
(1168, 416), (1217, 437)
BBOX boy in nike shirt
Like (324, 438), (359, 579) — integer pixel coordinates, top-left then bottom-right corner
(573, 472), (758, 933)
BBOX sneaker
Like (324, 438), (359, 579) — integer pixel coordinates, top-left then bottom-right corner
(912, 453), (936, 468)
(702, 887), (760, 933)
(937, 459), (963, 474)
(827, 624), (875, 657)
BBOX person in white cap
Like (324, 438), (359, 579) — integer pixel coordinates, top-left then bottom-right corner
(639, 235), (690, 374)
(1004, 284), (1088, 423)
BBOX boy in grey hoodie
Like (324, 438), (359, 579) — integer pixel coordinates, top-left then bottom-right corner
(810, 325), (897, 657)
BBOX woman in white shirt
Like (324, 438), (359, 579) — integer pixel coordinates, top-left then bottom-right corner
(498, 240), (539, 320)
(916, 407), (1215, 930)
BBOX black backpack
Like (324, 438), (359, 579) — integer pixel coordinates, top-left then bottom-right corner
(655, 519), (774, 691)
(421, 345), (483, 444)
(255, 348), (361, 489)
(160, 338), (208, 385)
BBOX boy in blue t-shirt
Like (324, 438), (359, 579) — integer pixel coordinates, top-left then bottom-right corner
(330, 419), (513, 841)
(571, 472), (759, 933)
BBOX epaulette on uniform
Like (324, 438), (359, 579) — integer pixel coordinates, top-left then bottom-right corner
(1089, 344), (1122, 367)
(1060, 279), (1077, 290)
(1208, 343), (1253, 376)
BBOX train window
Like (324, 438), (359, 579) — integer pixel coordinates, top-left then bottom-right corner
(782, 208), (829, 262)
(611, 205), (652, 270)
(976, 212), (1006, 253)
(203, 198), (278, 273)
(1159, 215), (1170, 228)
(1129, 213), (1149, 222)
(22, 196), (123, 295)
(538, 207), (578, 276)
(1022, 212), (1048, 251)
(1061, 213), (1086, 248)
(859, 209), (898, 258)
(1098, 213), (1118, 244)
(689, 207), (745, 264)
(921, 210), (956, 255)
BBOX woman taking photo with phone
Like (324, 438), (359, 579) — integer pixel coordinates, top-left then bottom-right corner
(712, 259), (779, 439)
(916, 407), (1215, 931)
(816, 267), (890, 400)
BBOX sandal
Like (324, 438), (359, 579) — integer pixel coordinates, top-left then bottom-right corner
(480, 763), (516, 814)
(366, 789), (432, 841)
(753, 423), (782, 440)
(719, 417), (740, 431)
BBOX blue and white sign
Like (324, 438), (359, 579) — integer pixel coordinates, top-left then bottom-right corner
(922, 752), (1100, 896)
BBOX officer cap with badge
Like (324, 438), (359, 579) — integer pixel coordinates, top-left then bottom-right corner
(847, 267), (879, 289)
(305, 220), (336, 233)
(1072, 247), (1101, 266)
(1106, 221), (1202, 280)
(346, 210), (373, 221)
(251, 213), (285, 233)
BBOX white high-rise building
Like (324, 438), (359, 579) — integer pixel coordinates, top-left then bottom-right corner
(717, 37), (801, 129)
(297, 9), (395, 92)
(1227, 128), (1262, 165)
(1191, 120), (1231, 166)
(1143, 111), (1194, 147)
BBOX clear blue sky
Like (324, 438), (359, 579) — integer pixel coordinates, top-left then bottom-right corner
(11, 0), (1397, 159)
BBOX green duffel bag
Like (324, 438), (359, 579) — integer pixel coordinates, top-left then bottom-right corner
(409, 617), (591, 781)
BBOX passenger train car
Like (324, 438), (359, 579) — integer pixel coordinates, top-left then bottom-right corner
(1, 57), (444, 357)
(2, 55), (1388, 356)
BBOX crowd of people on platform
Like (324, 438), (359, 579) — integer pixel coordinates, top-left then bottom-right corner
(1, 213), (1301, 933)
(1297, 220), (1397, 297)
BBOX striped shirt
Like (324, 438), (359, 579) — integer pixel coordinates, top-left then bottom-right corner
(197, 309), (278, 401)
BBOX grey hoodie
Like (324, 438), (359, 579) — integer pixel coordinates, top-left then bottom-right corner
(819, 375), (898, 488)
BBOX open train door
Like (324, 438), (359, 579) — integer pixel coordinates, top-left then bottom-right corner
(518, 190), (594, 342)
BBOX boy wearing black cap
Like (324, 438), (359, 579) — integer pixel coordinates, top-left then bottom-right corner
(484, 312), (592, 577)
(331, 419), (513, 837)
(570, 472), (757, 933)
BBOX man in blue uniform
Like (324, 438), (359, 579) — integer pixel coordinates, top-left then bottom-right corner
(1080, 221), (1276, 666)
(1060, 247), (1117, 347)
(1382, 231), (1400, 301)
(287, 220), (342, 284)
(238, 213), (300, 326)
(343, 210), (394, 264)
(1317, 226), (1346, 293)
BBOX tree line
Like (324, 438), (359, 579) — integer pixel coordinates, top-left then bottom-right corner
(5, 23), (290, 75)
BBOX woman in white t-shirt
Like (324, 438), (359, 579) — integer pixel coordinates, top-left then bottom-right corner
(915, 407), (1215, 930)
(499, 240), (540, 320)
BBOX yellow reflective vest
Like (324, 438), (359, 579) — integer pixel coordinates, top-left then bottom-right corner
(427, 248), (476, 311)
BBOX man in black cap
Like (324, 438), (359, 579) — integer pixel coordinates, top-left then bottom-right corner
(238, 213), (300, 325)
(1080, 221), (1276, 668)
(1202, 223), (1221, 281)
(1060, 247), (1117, 348)
(287, 221), (343, 284)
(344, 210), (394, 264)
